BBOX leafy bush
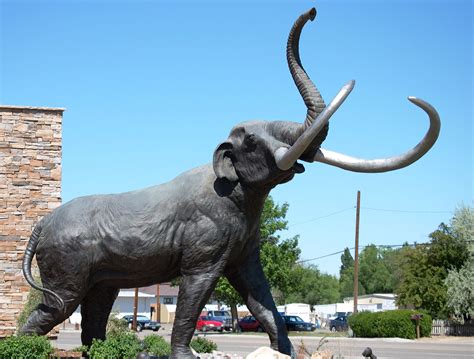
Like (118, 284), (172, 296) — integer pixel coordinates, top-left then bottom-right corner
(70, 345), (89, 353)
(88, 331), (141, 358)
(349, 310), (432, 339)
(0, 335), (53, 359)
(143, 335), (171, 356)
(16, 277), (43, 333)
(106, 311), (130, 338)
(190, 337), (217, 353)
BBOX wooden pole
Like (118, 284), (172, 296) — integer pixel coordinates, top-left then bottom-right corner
(156, 284), (161, 322)
(132, 287), (139, 331)
(353, 190), (361, 314)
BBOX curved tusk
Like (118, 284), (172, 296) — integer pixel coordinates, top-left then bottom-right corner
(275, 80), (355, 171)
(313, 97), (441, 173)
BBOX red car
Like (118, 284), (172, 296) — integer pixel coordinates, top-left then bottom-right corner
(238, 315), (265, 332)
(196, 316), (223, 332)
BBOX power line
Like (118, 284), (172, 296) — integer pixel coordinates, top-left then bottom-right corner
(297, 242), (432, 264)
(291, 207), (354, 226)
(289, 206), (451, 228)
(297, 248), (350, 263)
(361, 207), (452, 214)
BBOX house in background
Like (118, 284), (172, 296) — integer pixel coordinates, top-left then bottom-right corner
(141, 283), (179, 323)
(314, 293), (398, 323)
(343, 293), (397, 312)
(113, 289), (156, 318)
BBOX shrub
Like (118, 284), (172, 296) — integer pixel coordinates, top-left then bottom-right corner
(88, 331), (141, 359)
(106, 311), (130, 338)
(143, 335), (171, 356)
(190, 337), (218, 353)
(349, 310), (432, 339)
(70, 345), (89, 353)
(0, 335), (53, 359)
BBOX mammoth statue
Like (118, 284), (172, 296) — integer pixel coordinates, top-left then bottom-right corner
(21, 7), (440, 358)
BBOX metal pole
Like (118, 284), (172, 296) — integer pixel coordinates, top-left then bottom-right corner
(132, 287), (139, 331)
(156, 284), (161, 322)
(353, 190), (361, 314)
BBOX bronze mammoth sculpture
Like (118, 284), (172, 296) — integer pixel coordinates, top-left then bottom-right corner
(21, 8), (439, 358)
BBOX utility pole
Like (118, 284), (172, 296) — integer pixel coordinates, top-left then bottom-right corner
(156, 284), (161, 323)
(132, 287), (139, 331)
(353, 190), (361, 314)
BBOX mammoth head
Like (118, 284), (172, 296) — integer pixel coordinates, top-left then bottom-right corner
(213, 8), (440, 189)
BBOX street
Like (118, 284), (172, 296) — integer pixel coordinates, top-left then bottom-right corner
(54, 325), (474, 358)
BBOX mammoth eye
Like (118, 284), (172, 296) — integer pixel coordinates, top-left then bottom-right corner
(244, 133), (257, 152)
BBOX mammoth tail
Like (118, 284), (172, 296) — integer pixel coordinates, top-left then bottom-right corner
(22, 222), (65, 313)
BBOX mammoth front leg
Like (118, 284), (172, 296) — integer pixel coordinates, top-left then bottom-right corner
(171, 272), (220, 359)
(226, 251), (293, 356)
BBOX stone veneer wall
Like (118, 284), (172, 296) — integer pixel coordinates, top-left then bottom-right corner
(0, 105), (63, 336)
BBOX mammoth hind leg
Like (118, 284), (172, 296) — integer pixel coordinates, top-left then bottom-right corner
(80, 285), (119, 346)
(20, 293), (79, 336)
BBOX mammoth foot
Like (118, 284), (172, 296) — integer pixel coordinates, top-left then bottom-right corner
(170, 346), (197, 359)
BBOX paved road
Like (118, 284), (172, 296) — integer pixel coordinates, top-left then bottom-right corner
(54, 328), (474, 358)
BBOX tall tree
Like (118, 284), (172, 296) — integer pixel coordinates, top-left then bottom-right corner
(359, 245), (396, 294)
(445, 260), (474, 321)
(445, 205), (474, 320)
(339, 248), (365, 300)
(261, 236), (300, 304)
(340, 248), (354, 275)
(287, 264), (340, 305)
(450, 204), (474, 243)
(396, 221), (469, 318)
(260, 197), (289, 243)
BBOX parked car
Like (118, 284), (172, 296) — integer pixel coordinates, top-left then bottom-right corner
(205, 310), (233, 331)
(281, 315), (317, 332)
(328, 311), (352, 321)
(329, 315), (349, 332)
(122, 315), (160, 332)
(238, 315), (265, 332)
(196, 315), (224, 332)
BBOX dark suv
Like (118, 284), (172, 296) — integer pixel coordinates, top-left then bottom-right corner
(329, 315), (349, 332)
(281, 315), (317, 332)
(122, 315), (160, 332)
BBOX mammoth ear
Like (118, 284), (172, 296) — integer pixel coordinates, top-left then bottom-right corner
(213, 141), (238, 182)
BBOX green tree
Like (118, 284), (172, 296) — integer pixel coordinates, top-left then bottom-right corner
(359, 245), (396, 294)
(260, 197), (289, 243)
(396, 221), (469, 318)
(261, 236), (300, 304)
(339, 248), (365, 300)
(445, 205), (474, 320)
(340, 247), (354, 275)
(450, 204), (474, 244)
(445, 260), (474, 320)
(383, 244), (411, 293)
(213, 277), (244, 331)
(287, 264), (339, 305)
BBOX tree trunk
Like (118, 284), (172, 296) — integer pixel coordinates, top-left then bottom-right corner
(231, 303), (241, 332)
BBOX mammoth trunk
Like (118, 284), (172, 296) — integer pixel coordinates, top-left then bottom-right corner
(267, 121), (328, 161)
(286, 7), (326, 128)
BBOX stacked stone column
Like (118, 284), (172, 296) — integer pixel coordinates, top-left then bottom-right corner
(0, 105), (63, 336)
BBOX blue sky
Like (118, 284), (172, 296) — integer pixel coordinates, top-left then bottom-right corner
(1, 0), (472, 276)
